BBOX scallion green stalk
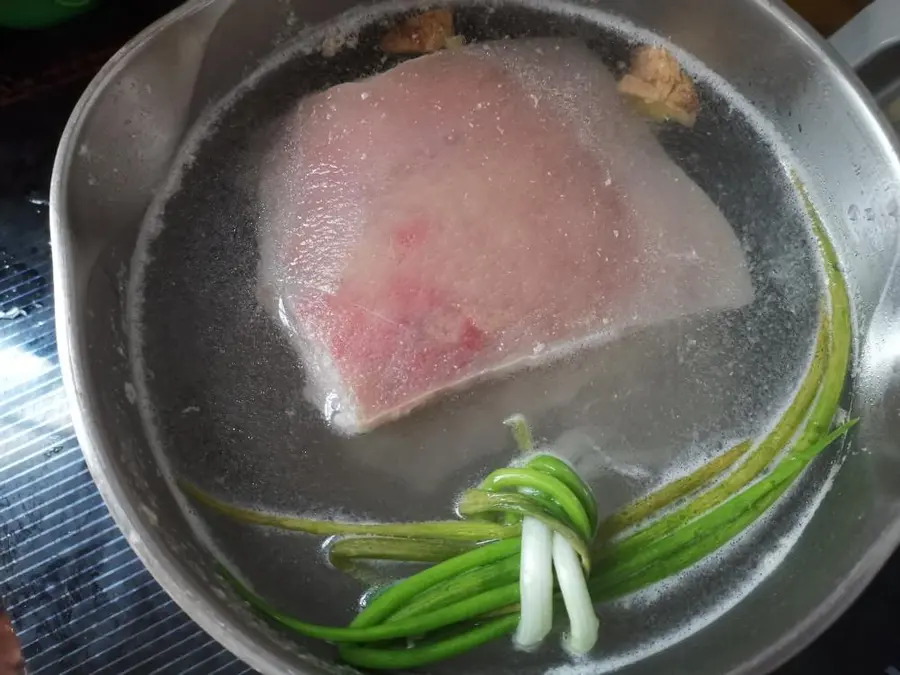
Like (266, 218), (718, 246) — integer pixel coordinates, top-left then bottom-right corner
(185, 180), (855, 673)
(180, 479), (519, 542)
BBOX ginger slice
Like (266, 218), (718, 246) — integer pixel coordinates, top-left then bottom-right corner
(618, 45), (699, 128)
(380, 9), (458, 55)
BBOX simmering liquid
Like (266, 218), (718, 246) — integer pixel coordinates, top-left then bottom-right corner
(127, 3), (836, 672)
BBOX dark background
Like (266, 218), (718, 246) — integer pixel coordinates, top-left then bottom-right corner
(0, 0), (894, 674)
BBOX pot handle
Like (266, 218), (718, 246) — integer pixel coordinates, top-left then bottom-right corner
(830, 0), (900, 70)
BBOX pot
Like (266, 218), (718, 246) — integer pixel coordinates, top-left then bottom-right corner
(49, 1), (900, 673)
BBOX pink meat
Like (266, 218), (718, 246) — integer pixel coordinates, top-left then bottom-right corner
(257, 38), (753, 434)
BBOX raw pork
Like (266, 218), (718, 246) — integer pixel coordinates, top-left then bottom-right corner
(257, 38), (753, 434)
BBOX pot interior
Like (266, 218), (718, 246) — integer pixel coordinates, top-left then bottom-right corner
(56, 1), (900, 674)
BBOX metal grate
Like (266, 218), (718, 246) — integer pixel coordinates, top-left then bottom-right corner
(0, 196), (252, 675)
(0, 2), (252, 673)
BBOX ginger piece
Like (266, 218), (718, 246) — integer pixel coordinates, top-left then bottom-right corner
(618, 45), (699, 128)
(380, 9), (457, 55)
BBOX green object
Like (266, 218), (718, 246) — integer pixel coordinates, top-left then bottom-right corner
(477, 467), (594, 543)
(596, 307), (829, 562)
(179, 479), (521, 542)
(183, 182), (855, 670)
(597, 438), (752, 538)
(0, 0), (99, 30)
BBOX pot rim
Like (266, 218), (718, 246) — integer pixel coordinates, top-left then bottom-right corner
(48, 1), (900, 674)
(49, 4), (311, 673)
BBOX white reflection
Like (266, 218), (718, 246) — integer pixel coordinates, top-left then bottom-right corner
(0, 345), (70, 435)
(0, 345), (54, 391)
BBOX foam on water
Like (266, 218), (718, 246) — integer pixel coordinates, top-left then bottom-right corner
(124, 2), (843, 673)
(547, 452), (847, 675)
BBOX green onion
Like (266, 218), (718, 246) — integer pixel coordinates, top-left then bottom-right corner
(591, 421), (856, 597)
(328, 537), (477, 568)
(600, 310), (829, 562)
(478, 468), (593, 543)
(457, 490), (591, 571)
(180, 479), (519, 542)
(514, 517), (555, 648)
(183, 179), (854, 672)
(223, 561), (520, 644)
(349, 538), (521, 628)
(552, 532), (599, 655)
(527, 454), (599, 535)
(388, 555), (521, 621)
(505, 413), (536, 453)
(338, 615), (521, 670)
(596, 439), (751, 539)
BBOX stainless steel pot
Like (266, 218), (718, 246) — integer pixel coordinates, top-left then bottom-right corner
(49, 1), (900, 673)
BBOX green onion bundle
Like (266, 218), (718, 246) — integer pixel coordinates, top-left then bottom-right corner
(181, 185), (855, 670)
